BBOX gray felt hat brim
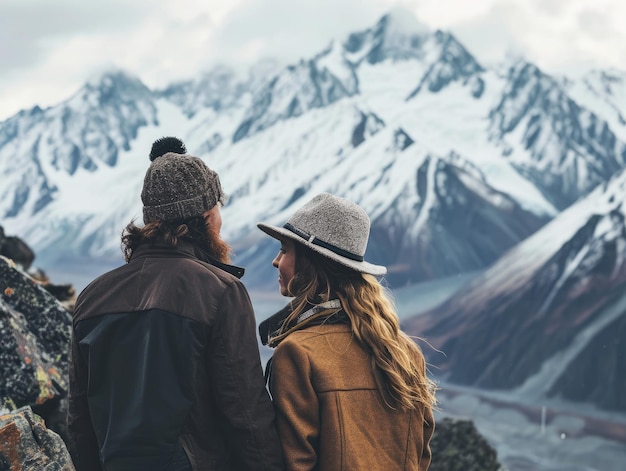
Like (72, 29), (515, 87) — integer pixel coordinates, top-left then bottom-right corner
(258, 193), (387, 276)
(257, 224), (387, 276)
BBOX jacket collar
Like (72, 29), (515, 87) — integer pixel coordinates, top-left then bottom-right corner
(259, 303), (293, 346)
(130, 239), (245, 279)
(259, 299), (346, 346)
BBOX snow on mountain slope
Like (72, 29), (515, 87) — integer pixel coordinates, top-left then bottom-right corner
(406, 168), (626, 413)
(232, 43), (360, 143)
(2, 99), (191, 264)
(489, 61), (626, 210)
(0, 71), (157, 220)
(562, 68), (626, 142)
(182, 88), (549, 286)
(343, 6), (431, 65)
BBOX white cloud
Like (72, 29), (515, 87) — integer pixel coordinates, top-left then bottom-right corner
(206, 0), (391, 64)
(449, 0), (626, 73)
(0, 0), (625, 121)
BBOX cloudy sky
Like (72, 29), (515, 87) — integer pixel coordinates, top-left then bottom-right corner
(1, 0), (625, 121)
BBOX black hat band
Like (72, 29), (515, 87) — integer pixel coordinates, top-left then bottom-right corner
(284, 223), (364, 262)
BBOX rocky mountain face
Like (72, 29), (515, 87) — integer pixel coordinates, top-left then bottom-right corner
(562, 68), (626, 142)
(363, 152), (549, 286)
(490, 61), (626, 210)
(0, 72), (158, 220)
(406, 168), (626, 413)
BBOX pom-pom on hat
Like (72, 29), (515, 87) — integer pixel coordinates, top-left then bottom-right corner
(257, 193), (386, 276)
(149, 136), (187, 161)
(141, 137), (225, 223)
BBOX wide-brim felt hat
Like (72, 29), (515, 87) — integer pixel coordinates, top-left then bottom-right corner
(257, 193), (386, 276)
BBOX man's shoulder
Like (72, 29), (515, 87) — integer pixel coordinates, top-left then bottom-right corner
(73, 263), (130, 315)
(75, 264), (126, 300)
(185, 257), (245, 287)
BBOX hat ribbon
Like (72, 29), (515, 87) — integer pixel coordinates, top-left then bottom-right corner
(283, 223), (364, 262)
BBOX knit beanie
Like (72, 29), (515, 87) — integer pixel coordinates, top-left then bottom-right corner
(141, 138), (225, 223)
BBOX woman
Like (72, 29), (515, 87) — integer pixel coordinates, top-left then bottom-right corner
(258, 193), (437, 471)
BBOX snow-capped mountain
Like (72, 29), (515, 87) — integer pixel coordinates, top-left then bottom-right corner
(159, 59), (282, 119)
(490, 61), (626, 210)
(0, 8), (625, 289)
(0, 72), (157, 218)
(406, 168), (626, 413)
(562, 68), (626, 142)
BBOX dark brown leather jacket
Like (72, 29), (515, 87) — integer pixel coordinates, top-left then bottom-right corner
(67, 240), (284, 471)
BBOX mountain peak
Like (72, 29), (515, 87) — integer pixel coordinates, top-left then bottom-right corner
(492, 50), (530, 76)
(587, 68), (626, 86)
(73, 69), (152, 107)
(344, 8), (432, 64)
(380, 5), (430, 36)
(84, 69), (142, 89)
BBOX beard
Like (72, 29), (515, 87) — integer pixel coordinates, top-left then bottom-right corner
(204, 223), (232, 264)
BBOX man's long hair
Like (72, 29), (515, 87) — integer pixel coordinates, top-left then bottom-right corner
(274, 244), (437, 411)
(121, 215), (231, 264)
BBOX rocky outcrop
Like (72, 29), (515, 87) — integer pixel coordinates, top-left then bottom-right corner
(0, 226), (35, 271)
(0, 227), (75, 310)
(0, 406), (75, 470)
(0, 255), (72, 439)
(28, 268), (76, 313)
(430, 417), (502, 471)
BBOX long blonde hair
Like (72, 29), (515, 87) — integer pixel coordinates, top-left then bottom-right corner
(274, 244), (437, 411)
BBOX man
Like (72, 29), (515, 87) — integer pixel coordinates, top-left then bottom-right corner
(67, 137), (284, 471)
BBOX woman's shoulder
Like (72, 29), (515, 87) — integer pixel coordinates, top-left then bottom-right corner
(273, 324), (372, 386)
(290, 322), (350, 340)
(276, 323), (356, 360)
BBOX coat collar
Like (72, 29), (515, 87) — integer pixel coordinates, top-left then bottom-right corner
(130, 239), (245, 279)
(259, 299), (347, 346)
(259, 303), (292, 346)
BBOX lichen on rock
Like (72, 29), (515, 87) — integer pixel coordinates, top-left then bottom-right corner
(0, 255), (72, 437)
(0, 406), (75, 471)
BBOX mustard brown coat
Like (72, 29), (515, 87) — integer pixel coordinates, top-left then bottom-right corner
(269, 319), (435, 470)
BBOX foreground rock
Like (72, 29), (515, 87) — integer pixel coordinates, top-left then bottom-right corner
(28, 268), (76, 312)
(0, 255), (72, 438)
(0, 226), (35, 271)
(430, 417), (502, 471)
(0, 406), (75, 471)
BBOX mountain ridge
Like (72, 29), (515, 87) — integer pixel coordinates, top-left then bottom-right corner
(405, 167), (626, 413)
(1, 10), (625, 290)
